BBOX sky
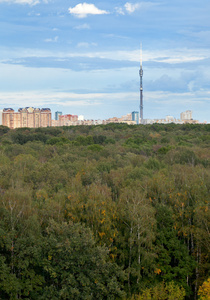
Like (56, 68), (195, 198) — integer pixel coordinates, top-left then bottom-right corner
(0, 0), (210, 122)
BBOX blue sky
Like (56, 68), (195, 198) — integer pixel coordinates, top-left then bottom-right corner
(0, 0), (210, 122)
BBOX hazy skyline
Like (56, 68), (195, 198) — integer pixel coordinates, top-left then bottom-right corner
(0, 0), (210, 122)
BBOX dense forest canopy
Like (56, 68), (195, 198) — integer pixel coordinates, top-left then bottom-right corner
(0, 123), (209, 299)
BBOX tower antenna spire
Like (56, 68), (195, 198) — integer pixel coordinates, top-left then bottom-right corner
(139, 43), (143, 123)
(140, 42), (142, 68)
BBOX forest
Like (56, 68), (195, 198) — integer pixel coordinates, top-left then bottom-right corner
(0, 123), (209, 299)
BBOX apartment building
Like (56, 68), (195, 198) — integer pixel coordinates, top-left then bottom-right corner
(2, 107), (51, 129)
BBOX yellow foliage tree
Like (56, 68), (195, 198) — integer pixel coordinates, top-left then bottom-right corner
(198, 278), (210, 300)
(132, 281), (185, 300)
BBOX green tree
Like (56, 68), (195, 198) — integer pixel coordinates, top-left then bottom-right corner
(154, 204), (195, 295)
(41, 220), (125, 299)
(116, 184), (156, 295)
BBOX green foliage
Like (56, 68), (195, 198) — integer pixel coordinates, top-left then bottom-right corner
(10, 130), (49, 145)
(173, 148), (199, 165)
(41, 221), (125, 299)
(115, 185), (156, 294)
(87, 144), (103, 152)
(74, 135), (94, 146)
(105, 138), (116, 144)
(46, 137), (70, 145)
(0, 125), (10, 136)
(154, 204), (196, 295)
(144, 158), (163, 170)
(0, 123), (209, 299)
(93, 135), (107, 144)
(160, 137), (170, 144)
(157, 145), (172, 154)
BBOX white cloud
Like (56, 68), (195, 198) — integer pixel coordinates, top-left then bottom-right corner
(124, 2), (140, 13)
(44, 36), (58, 43)
(27, 11), (41, 16)
(115, 7), (125, 15)
(0, 45), (209, 66)
(145, 91), (208, 106)
(74, 23), (90, 30)
(0, 91), (103, 108)
(116, 2), (160, 15)
(179, 30), (210, 43)
(0, 0), (40, 5)
(0, 0), (48, 4)
(68, 3), (109, 18)
(104, 33), (128, 39)
(60, 48), (208, 65)
(0, 90), (208, 110)
(77, 42), (97, 48)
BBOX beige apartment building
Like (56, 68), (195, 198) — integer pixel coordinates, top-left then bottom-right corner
(180, 110), (192, 121)
(51, 114), (78, 127)
(2, 107), (51, 129)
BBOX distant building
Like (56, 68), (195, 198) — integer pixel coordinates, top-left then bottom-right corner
(142, 110), (199, 124)
(180, 110), (192, 121)
(121, 113), (132, 121)
(143, 119), (154, 125)
(55, 111), (62, 121)
(2, 107), (51, 129)
(2, 108), (20, 129)
(132, 111), (139, 124)
(78, 115), (84, 121)
(59, 114), (78, 126)
(165, 115), (175, 123)
(51, 119), (59, 127)
(105, 116), (135, 125)
(0, 109), (3, 125)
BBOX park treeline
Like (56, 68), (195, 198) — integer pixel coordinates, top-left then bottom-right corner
(0, 123), (209, 299)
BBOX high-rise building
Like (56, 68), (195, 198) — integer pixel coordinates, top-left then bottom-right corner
(40, 108), (52, 127)
(2, 107), (51, 129)
(132, 111), (139, 124)
(2, 108), (20, 129)
(55, 111), (62, 120)
(180, 110), (192, 121)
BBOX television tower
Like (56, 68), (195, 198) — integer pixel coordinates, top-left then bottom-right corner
(139, 44), (143, 123)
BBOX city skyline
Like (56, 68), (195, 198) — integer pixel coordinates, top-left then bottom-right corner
(1, 107), (202, 129)
(0, 0), (210, 122)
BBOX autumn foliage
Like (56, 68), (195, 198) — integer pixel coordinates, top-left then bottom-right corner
(0, 123), (209, 299)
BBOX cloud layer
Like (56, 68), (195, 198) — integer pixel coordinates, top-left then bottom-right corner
(1, 0), (210, 122)
(0, 0), (47, 5)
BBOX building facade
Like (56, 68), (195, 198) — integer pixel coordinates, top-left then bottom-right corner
(132, 111), (139, 124)
(2, 107), (51, 129)
(59, 114), (78, 126)
(180, 110), (192, 121)
(55, 111), (62, 121)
